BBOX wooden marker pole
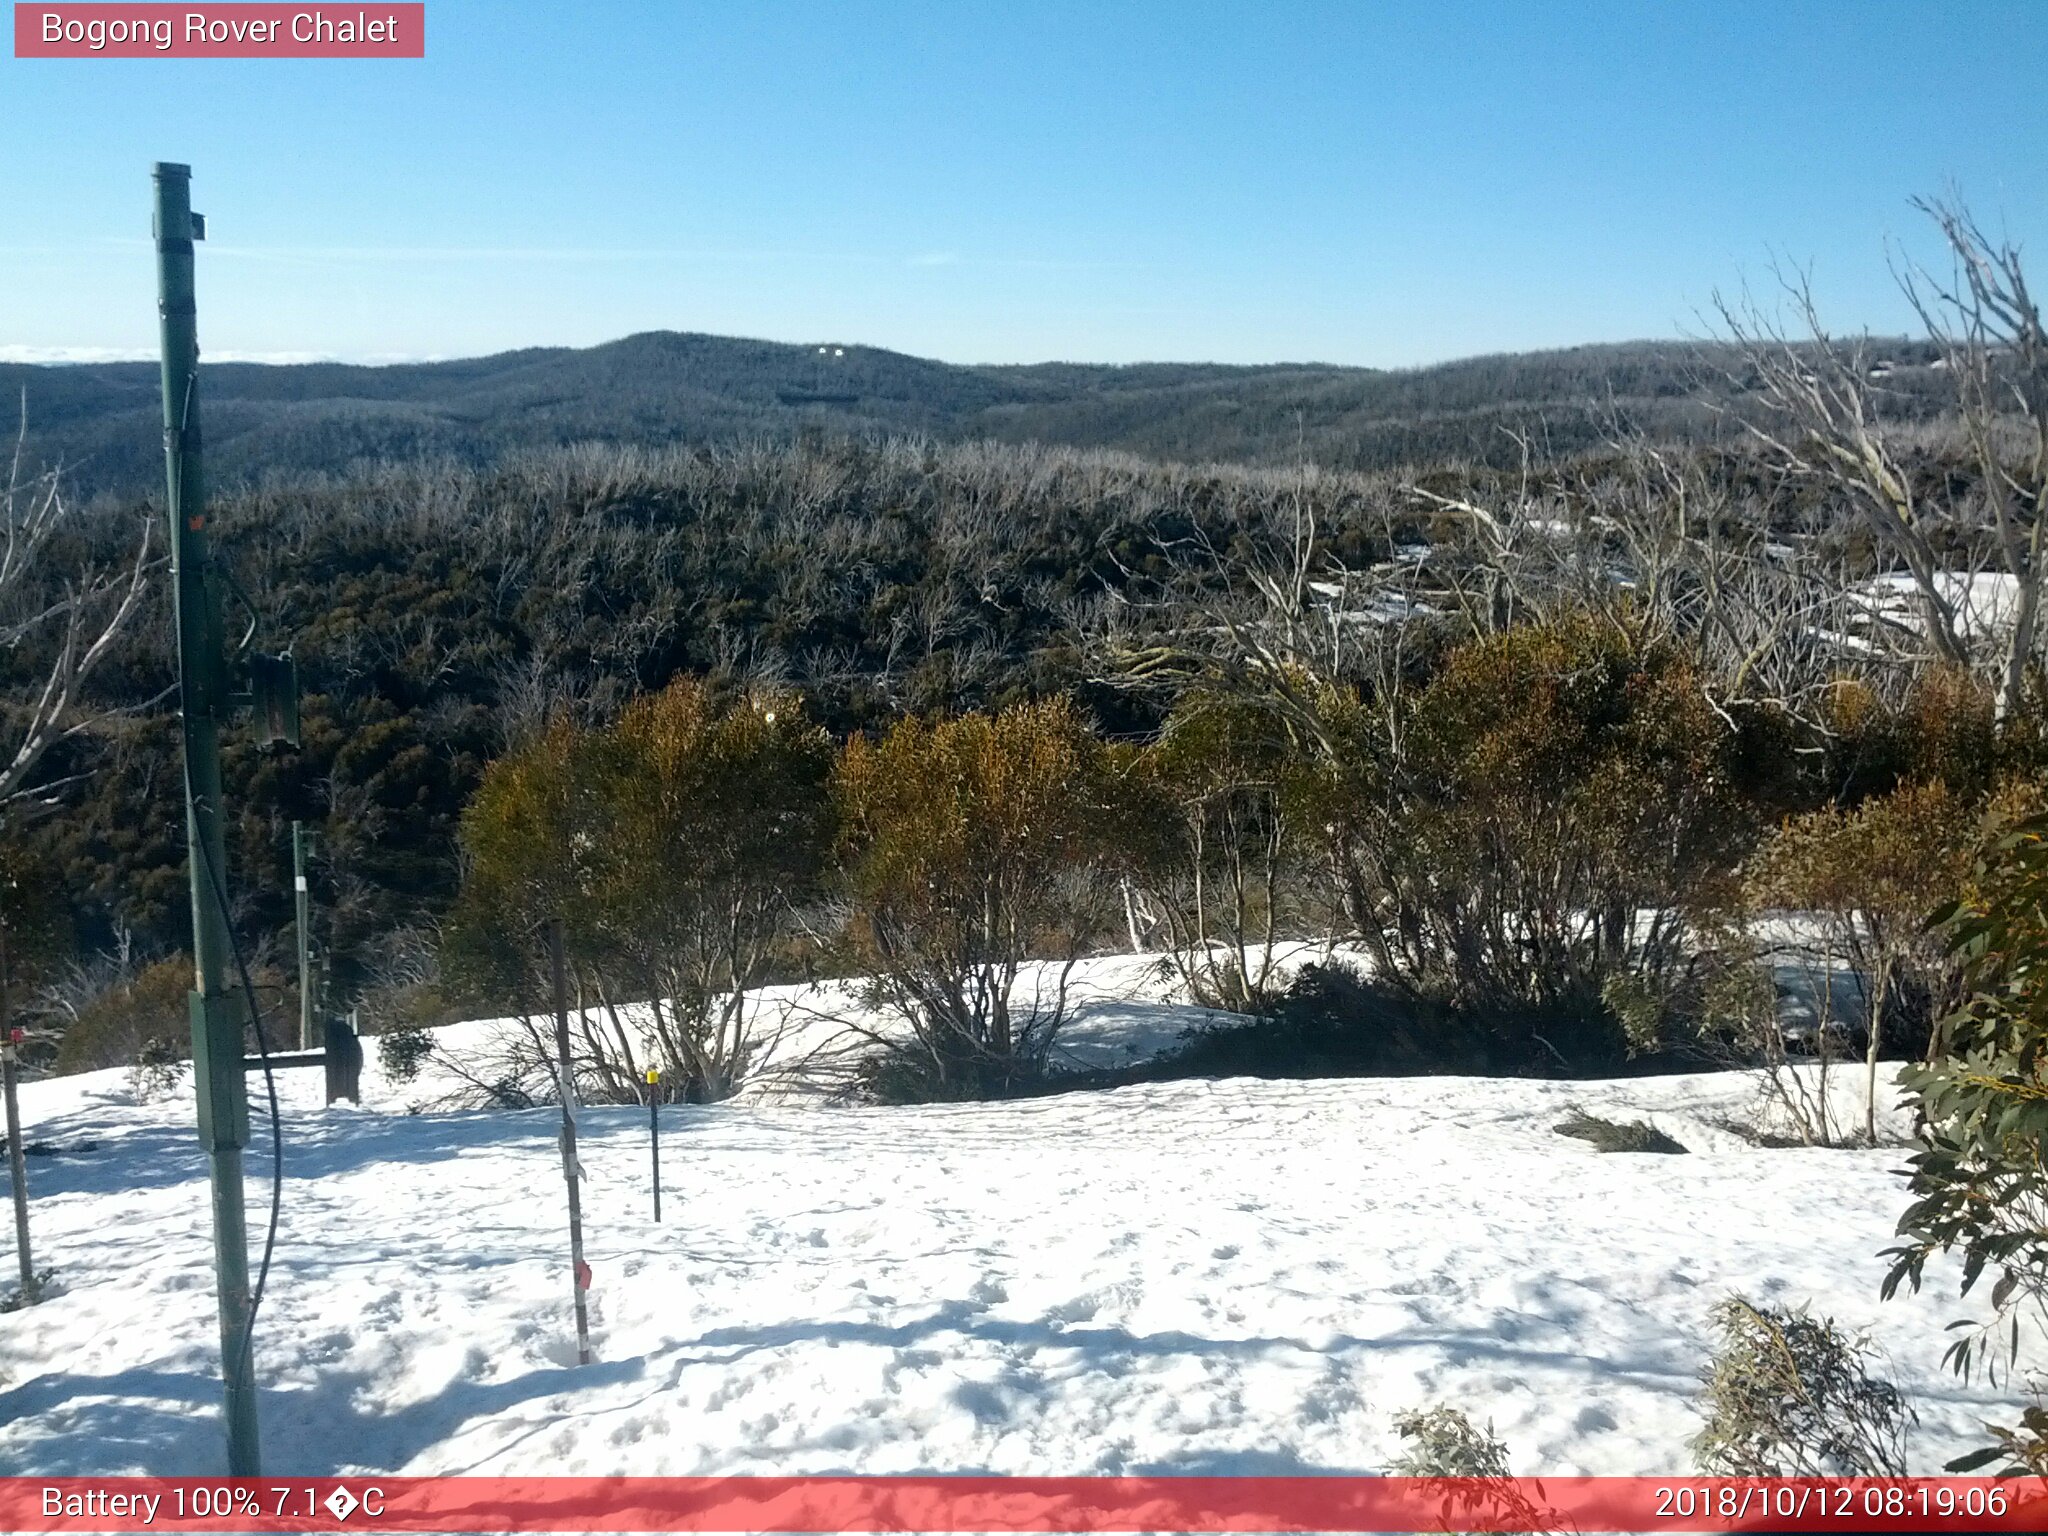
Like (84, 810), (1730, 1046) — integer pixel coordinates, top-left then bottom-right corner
(645, 1068), (661, 1222)
(548, 918), (593, 1365)
(4, 1016), (33, 1302)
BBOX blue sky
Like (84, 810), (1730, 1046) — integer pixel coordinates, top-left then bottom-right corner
(3, 0), (2045, 367)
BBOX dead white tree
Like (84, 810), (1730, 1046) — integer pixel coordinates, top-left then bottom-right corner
(1901, 198), (2048, 716)
(1093, 463), (1390, 761)
(1411, 425), (1905, 734)
(1, 410), (155, 818)
(1715, 197), (2047, 718)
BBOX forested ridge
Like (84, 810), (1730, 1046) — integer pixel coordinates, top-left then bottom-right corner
(4, 330), (1954, 499)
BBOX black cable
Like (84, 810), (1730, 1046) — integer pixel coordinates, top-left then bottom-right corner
(194, 826), (283, 1385)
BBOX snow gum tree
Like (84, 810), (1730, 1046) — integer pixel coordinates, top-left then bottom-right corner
(1885, 803), (2048, 1475)
(602, 679), (834, 1100)
(1748, 781), (1975, 1144)
(446, 718), (617, 1094)
(1691, 1297), (1912, 1476)
(1123, 688), (1307, 1013)
(833, 699), (1123, 1099)
(450, 680), (834, 1102)
(1334, 615), (1747, 1064)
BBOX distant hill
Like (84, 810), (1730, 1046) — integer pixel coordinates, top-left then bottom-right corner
(3, 330), (1946, 497)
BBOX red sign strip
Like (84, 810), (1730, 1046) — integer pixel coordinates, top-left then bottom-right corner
(3, 1476), (2045, 1533)
(13, 4), (424, 58)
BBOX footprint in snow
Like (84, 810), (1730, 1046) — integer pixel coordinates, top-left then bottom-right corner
(1050, 1293), (1100, 1324)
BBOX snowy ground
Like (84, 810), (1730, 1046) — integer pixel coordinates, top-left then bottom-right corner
(0, 957), (2020, 1480)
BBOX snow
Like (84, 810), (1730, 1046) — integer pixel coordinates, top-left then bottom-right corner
(1327, 594), (1439, 626)
(0, 955), (2019, 1481)
(1302, 581), (1437, 628)
(1851, 570), (2023, 641)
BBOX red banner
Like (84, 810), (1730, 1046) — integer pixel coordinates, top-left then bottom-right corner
(2, 1476), (2045, 1533)
(13, 4), (424, 57)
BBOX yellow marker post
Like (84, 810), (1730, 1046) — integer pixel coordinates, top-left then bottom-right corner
(645, 1068), (662, 1222)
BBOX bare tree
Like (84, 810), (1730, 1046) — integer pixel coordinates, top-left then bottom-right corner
(1716, 197), (2047, 718)
(1406, 419), (1921, 734)
(1093, 462), (1391, 760)
(1902, 198), (2048, 716)
(1, 410), (155, 819)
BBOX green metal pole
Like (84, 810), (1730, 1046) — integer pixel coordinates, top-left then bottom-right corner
(155, 160), (261, 1477)
(293, 822), (313, 1051)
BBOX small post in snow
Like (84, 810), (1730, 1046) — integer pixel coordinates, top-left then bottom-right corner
(645, 1068), (662, 1222)
(547, 917), (593, 1365)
